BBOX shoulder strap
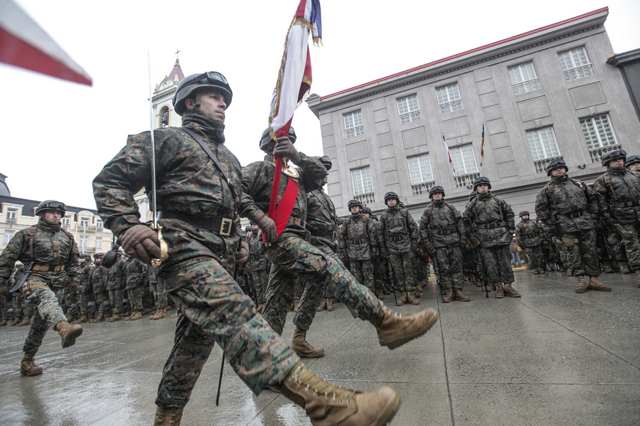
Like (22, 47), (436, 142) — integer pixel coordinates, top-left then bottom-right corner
(399, 208), (408, 229)
(545, 182), (559, 213)
(310, 191), (332, 217)
(603, 172), (619, 201)
(27, 226), (38, 260)
(60, 228), (76, 258)
(569, 178), (590, 201)
(444, 202), (456, 212)
(491, 194), (504, 217)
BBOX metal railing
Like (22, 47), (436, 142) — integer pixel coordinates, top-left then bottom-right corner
(534, 156), (563, 174)
(354, 192), (375, 205)
(589, 144), (621, 164)
(411, 181), (435, 196)
(454, 172), (480, 188)
(5, 217), (16, 224)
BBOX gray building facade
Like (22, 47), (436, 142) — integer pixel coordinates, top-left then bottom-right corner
(307, 7), (640, 220)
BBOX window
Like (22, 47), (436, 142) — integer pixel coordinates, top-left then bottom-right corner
(62, 217), (70, 229)
(95, 237), (102, 250)
(436, 83), (463, 113)
(558, 47), (594, 81)
(79, 236), (88, 252)
(508, 62), (541, 95)
(80, 219), (89, 231)
(397, 95), (421, 124)
(407, 154), (434, 184)
(351, 167), (373, 196)
(526, 127), (561, 161)
(344, 111), (364, 138)
(3, 231), (15, 245)
(450, 145), (478, 176)
(6, 209), (17, 224)
(580, 115), (617, 150)
(96, 221), (103, 231)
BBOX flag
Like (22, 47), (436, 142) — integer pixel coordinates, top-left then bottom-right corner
(443, 134), (452, 163)
(0, 0), (92, 85)
(480, 122), (485, 166)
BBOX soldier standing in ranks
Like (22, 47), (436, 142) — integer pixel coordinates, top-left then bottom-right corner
(124, 256), (146, 321)
(148, 264), (167, 320)
(516, 211), (546, 274)
(361, 207), (388, 299)
(420, 186), (471, 303)
(89, 253), (108, 322)
(0, 200), (83, 376)
(626, 155), (640, 174)
(341, 199), (377, 292)
(535, 159), (610, 293)
(74, 254), (95, 323)
(248, 222), (268, 313)
(594, 150), (640, 287)
(464, 177), (521, 298)
(379, 192), (421, 306)
(104, 252), (126, 322)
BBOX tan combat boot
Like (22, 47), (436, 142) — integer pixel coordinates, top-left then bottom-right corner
(602, 261), (614, 274)
(150, 308), (166, 320)
(406, 291), (420, 305)
(154, 406), (183, 426)
(495, 283), (504, 299)
(74, 315), (88, 324)
(375, 289), (386, 300)
(316, 299), (327, 312)
(442, 289), (454, 303)
(588, 277), (611, 292)
(106, 314), (121, 322)
(486, 283), (496, 292)
(619, 262), (632, 274)
(291, 327), (325, 358)
(453, 288), (471, 302)
(395, 292), (407, 306)
(8, 317), (19, 326)
(0, 319), (7, 326)
(54, 321), (83, 348)
(126, 311), (142, 321)
(373, 307), (439, 350)
(533, 268), (540, 275)
(503, 284), (521, 298)
(90, 312), (105, 323)
(20, 353), (43, 376)
(539, 267), (545, 275)
(279, 361), (401, 426)
(18, 315), (32, 326)
(326, 298), (334, 311)
(575, 276), (588, 293)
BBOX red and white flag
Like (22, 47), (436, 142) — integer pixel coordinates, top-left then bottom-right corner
(443, 134), (452, 163)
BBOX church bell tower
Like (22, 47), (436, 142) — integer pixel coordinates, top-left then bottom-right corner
(151, 54), (185, 129)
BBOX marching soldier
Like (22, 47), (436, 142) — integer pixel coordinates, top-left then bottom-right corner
(464, 177), (521, 298)
(535, 159), (610, 293)
(341, 199), (377, 292)
(515, 211), (546, 274)
(420, 186), (471, 303)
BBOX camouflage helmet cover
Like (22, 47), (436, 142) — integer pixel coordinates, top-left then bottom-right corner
(173, 72), (233, 116)
(601, 149), (627, 167)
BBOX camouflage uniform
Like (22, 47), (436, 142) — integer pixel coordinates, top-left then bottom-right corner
(379, 206), (419, 294)
(91, 261), (109, 317)
(341, 212), (377, 291)
(76, 258), (95, 318)
(516, 218), (546, 272)
(248, 231), (268, 306)
(0, 219), (80, 354)
(370, 217), (391, 295)
(124, 257), (146, 313)
(148, 264), (167, 311)
(106, 255), (126, 316)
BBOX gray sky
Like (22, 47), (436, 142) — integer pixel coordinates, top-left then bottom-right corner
(2, 0), (639, 209)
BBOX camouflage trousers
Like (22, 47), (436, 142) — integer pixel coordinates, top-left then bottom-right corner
(606, 230), (627, 263)
(78, 292), (91, 316)
(610, 224), (640, 270)
(12, 292), (35, 319)
(109, 289), (124, 315)
(65, 291), (78, 317)
(95, 290), (109, 314)
(414, 255), (430, 284)
(150, 281), (168, 310)
(251, 269), (268, 305)
(554, 229), (599, 277)
(372, 255), (388, 293)
(264, 236), (384, 336)
(23, 286), (67, 354)
(478, 245), (515, 284)
(389, 252), (417, 292)
(348, 259), (375, 291)
(434, 246), (464, 290)
(523, 245), (545, 270)
(155, 256), (298, 409)
(127, 286), (143, 311)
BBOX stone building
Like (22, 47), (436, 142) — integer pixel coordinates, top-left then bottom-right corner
(307, 7), (640, 219)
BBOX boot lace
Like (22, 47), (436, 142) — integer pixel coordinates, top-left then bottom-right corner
(291, 364), (356, 404)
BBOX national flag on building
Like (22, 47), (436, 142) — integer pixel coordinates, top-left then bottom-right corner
(480, 122), (485, 158)
(443, 134), (452, 163)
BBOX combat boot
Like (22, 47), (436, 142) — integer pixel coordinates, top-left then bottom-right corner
(406, 291), (420, 305)
(373, 307), (439, 350)
(66, 313), (75, 323)
(503, 284), (521, 298)
(326, 298), (334, 311)
(539, 267), (545, 275)
(533, 268), (540, 275)
(150, 308), (166, 320)
(18, 315), (32, 326)
(486, 283), (495, 292)
(8, 317), (19, 326)
(291, 327), (325, 358)
(20, 353), (43, 376)
(442, 289), (454, 303)
(588, 277), (611, 292)
(575, 276), (588, 293)
(106, 314), (121, 322)
(453, 288), (471, 302)
(611, 261), (621, 273)
(154, 406), (183, 426)
(395, 292), (407, 306)
(602, 261), (614, 274)
(0, 319), (7, 326)
(619, 262), (632, 274)
(558, 265), (566, 273)
(279, 361), (400, 426)
(126, 311), (142, 321)
(316, 299), (327, 312)
(74, 315), (88, 324)
(90, 312), (105, 323)
(375, 289), (385, 300)
(171, 312), (178, 318)
(54, 321), (82, 348)
(141, 307), (154, 315)
(495, 283), (505, 299)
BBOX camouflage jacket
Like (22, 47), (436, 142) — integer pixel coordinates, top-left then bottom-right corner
(248, 232), (268, 272)
(0, 220), (80, 289)
(379, 206), (419, 254)
(106, 257), (126, 291)
(463, 192), (515, 247)
(306, 188), (338, 251)
(419, 200), (467, 248)
(147, 264), (159, 285)
(91, 264), (108, 293)
(593, 165), (640, 225)
(535, 174), (597, 233)
(125, 258), (147, 289)
(80, 262), (94, 286)
(341, 213), (377, 260)
(515, 219), (543, 248)
(93, 113), (243, 283)
(241, 154), (325, 240)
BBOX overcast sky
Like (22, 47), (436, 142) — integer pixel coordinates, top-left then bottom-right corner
(2, 0), (639, 209)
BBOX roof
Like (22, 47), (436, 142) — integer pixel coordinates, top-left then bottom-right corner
(319, 7), (609, 101)
(607, 48), (640, 67)
(0, 173), (9, 197)
(168, 58), (185, 83)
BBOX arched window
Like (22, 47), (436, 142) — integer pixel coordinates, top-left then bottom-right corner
(160, 106), (170, 127)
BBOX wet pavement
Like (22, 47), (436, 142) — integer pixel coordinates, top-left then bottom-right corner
(2, 270), (640, 425)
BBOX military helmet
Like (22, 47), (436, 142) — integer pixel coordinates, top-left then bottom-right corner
(546, 159), (568, 176)
(469, 190), (477, 201)
(472, 177), (491, 190)
(429, 186), (445, 199)
(519, 211), (530, 217)
(626, 155), (640, 168)
(384, 191), (400, 205)
(361, 206), (371, 214)
(398, 201), (405, 208)
(173, 71), (233, 116)
(35, 200), (66, 216)
(259, 127), (297, 152)
(347, 199), (362, 210)
(318, 155), (332, 171)
(244, 226), (252, 232)
(601, 149), (627, 167)
(94, 253), (104, 259)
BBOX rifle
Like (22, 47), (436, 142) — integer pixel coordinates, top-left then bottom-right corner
(10, 261), (35, 292)
(425, 225), (444, 303)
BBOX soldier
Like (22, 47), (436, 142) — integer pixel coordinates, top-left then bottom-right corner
(105, 252), (126, 322)
(89, 253), (109, 322)
(361, 207), (387, 299)
(94, 71), (414, 425)
(516, 211), (546, 274)
(464, 177), (521, 298)
(248, 222), (268, 313)
(535, 159), (610, 293)
(0, 200), (83, 376)
(594, 150), (640, 287)
(626, 155), (640, 173)
(148, 264), (167, 320)
(74, 254), (95, 323)
(341, 199), (377, 292)
(124, 256), (146, 321)
(420, 186), (471, 303)
(379, 192), (420, 305)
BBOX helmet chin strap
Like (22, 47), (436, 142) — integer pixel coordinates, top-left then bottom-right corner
(195, 92), (202, 110)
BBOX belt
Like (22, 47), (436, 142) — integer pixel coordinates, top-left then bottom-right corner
(313, 230), (337, 240)
(557, 211), (586, 220)
(160, 211), (236, 237)
(32, 265), (65, 272)
(476, 221), (506, 229)
(431, 228), (457, 236)
(388, 235), (410, 242)
(287, 217), (306, 228)
(612, 200), (640, 209)
(349, 237), (367, 244)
